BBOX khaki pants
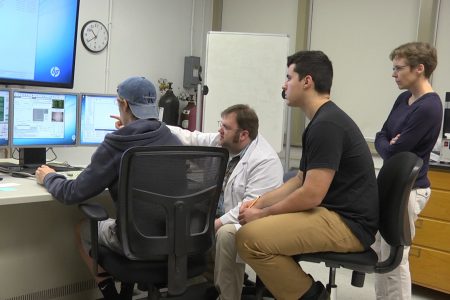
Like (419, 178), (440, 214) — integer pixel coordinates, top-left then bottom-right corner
(214, 224), (246, 300)
(236, 207), (364, 300)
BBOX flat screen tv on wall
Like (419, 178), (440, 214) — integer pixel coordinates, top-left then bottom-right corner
(0, 0), (80, 89)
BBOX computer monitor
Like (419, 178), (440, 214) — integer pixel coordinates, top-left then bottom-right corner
(0, 89), (10, 147)
(11, 90), (78, 165)
(79, 93), (119, 146)
(0, 0), (80, 88)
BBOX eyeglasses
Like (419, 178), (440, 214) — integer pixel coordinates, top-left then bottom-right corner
(392, 65), (409, 73)
(217, 121), (242, 132)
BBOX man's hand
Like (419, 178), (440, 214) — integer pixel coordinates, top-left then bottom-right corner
(35, 165), (56, 185)
(214, 218), (223, 232)
(239, 200), (253, 212)
(238, 207), (268, 225)
(390, 133), (401, 145)
(110, 115), (124, 129)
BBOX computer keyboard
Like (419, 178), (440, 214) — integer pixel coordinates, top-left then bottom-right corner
(0, 164), (83, 176)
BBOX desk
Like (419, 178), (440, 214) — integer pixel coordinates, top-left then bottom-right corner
(0, 173), (110, 300)
(409, 164), (450, 294)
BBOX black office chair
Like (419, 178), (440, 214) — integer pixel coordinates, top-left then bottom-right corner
(249, 151), (423, 300)
(293, 151), (423, 299)
(79, 146), (228, 299)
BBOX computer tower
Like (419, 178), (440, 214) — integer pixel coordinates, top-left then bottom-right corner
(443, 92), (450, 137)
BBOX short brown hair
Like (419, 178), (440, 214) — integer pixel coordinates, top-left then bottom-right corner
(389, 42), (437, 78)
(221, 104), (259, 140)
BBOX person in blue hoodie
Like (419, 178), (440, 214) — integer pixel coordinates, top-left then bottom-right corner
(35, 76), (181, 300)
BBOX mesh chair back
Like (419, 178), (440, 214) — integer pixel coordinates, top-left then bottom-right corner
(117, 146), (228, 294)
(377, 152), (423, 247)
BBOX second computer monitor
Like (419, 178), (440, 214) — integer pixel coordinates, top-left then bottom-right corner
(79, 94), (119, 145)
(11, 90), (78, 147)
(0, 89), (10, 147)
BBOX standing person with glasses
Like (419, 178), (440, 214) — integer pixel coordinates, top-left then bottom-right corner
(374, 42), (442, 299)
(168, 104), (283, 300)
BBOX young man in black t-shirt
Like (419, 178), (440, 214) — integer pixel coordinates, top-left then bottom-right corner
(236, 51), (379, 300)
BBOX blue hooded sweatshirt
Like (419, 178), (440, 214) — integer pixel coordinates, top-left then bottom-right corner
(43, 119), (181, 207)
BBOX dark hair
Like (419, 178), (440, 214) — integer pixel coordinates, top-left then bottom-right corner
(287, 50), (333, 94)
(221, 104), (259, 140)
(389, 42), (437, 78)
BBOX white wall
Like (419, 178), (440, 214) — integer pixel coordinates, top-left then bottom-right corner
(71, 0), (212, 94)
(38, 0), (213, 165)
(309, 0), (421, 140)
(59, 0), (298, 165)
(221, 0), (298, 54)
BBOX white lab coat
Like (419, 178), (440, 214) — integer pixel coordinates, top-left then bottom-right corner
(168, 126), (284, 225)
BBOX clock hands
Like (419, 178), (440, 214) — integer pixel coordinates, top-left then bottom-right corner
(86, 28), (98, 43)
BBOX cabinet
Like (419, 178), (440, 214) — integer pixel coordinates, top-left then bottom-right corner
(409, 167), (450, 294)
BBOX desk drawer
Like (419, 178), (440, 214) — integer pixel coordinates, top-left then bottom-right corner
(410, 245), (450, 294)
(413, 218), (450, 252)
(429, 170), (450, 190)
(420, 190), (450, 222)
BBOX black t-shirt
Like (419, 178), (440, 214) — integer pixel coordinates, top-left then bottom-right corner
(300, 101), (379, 249)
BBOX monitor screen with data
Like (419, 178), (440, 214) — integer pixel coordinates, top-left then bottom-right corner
(11, 90), (78, 147)
(79, 93), (118, 145)
(0, 90), (10, 146)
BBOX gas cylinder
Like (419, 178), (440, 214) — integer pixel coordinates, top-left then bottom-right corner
(158, 82), (179, 126)
(180, 97), (197, 131)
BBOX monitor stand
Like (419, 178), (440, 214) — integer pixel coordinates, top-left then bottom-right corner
(19, 148), (46, 168)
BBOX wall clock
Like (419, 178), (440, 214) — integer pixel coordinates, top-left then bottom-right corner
(81, 20), (109, 53)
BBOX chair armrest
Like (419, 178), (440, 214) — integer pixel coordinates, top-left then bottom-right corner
(79, 202), (109, 221)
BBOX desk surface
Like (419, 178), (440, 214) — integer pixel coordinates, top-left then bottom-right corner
(0, 174), (51, 205)
(0, 157), (57, 205)
(0, 158), (91, 206)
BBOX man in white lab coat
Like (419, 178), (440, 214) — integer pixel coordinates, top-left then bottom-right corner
(169, 104), (283, 300)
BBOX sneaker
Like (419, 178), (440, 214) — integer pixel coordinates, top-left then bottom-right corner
(97, 278), (119, 300)
(205, 286), (219, 300)
(300, 281), (330, 300)
(316, 282), (330, 300)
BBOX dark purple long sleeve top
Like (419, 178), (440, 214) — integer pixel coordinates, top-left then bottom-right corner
(375, 91), (442, 188)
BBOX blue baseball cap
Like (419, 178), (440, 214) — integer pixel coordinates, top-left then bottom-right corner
(117, 76), (159, 119)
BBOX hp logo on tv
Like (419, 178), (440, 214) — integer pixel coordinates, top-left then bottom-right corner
(50, 66), (61, 78)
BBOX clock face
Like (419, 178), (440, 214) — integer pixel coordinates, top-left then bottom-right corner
(81, 20), (109, 53)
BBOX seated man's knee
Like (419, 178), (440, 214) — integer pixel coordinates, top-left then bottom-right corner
(216, 224), (238, 247)
(235, 225), (254, 260)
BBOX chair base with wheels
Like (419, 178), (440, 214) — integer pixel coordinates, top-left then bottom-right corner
(293, 249), (379, 299)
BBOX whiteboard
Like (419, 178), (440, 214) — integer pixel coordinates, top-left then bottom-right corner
(309, 0), (420, 140)
(203, 31), (289, 152)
